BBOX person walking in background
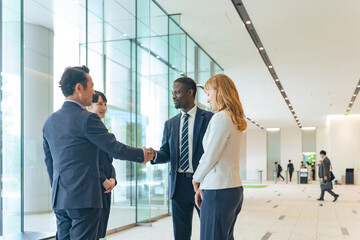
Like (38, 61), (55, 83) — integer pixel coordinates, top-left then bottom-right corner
(306, 162), (312, 181)
(287, 160), (294, 182)
(275, 162), (284, 181)
(192, 74), (246, 240)
(43, 66), (153, 239)
(300, 161), (305, 169)
(87, 90), (115, 240)
(311, 163), (316, 181)
(317, 150), (339, 202)
(149, 77), (213, 240)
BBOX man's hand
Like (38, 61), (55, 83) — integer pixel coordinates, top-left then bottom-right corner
(194, 189), (203, 209)
(104, 178), (116, 193)
(324, 176), (328, 181)
(142, 147), (155, 163)
(103, 179), (111, 192)
(192, 180), (200, 192)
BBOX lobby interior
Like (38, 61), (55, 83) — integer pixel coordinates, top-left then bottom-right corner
(1, 0), (360, 239)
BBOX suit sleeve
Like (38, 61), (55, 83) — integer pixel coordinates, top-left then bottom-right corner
(324, 158), (331, 179)
(85, 113), (144, 163)
(99, 161), (107, 184)
(151, 121), (171, 164)
(110, 164), (117, 186)
(193, 113), (230, 183)
(43, 135), (53, 187)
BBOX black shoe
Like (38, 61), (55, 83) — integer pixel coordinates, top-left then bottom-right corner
(333, 194), (339, 202)
(317, 198), (324, 201)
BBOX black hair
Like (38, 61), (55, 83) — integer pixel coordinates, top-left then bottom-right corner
(275, 161), (278, 164)
(92, 90), (107, 103)
(59, 66), (90, 97)
(174, 77), (197, 99)
(320, 150), (326, 155)
(288, 160), (291, 162)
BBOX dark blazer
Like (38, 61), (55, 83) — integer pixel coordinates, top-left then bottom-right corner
(287, 163), (294, 173)
(99, 149), (117, 190)
(43, 101), (143, 210)
(152, 107), (213, 199)
(319, 157), (331, 179)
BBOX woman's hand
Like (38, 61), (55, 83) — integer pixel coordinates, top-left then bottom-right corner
(194, 189), (203, 209)
(192, 180), (200, 192)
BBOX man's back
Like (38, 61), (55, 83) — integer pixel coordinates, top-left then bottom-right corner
(43, 101), (103, 210)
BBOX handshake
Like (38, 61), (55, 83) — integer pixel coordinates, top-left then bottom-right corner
(142, 147), (156, 164)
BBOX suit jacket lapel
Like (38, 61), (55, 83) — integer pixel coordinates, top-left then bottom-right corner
(174, 113), (181, 168)
(193, 108), (204, 155)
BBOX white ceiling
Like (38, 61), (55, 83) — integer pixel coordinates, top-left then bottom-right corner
(156, 0), (360, 129)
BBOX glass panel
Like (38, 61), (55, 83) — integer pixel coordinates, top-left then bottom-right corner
(1, 0), (22, 236)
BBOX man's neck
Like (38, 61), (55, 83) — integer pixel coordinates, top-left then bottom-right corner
(182, 103), (195, 113)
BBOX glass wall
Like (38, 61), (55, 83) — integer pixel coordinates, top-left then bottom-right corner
(0, 0), (222, 236)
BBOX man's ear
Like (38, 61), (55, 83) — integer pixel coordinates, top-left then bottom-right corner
(74, 83), (82, 93)
(188, 89), (194, 97)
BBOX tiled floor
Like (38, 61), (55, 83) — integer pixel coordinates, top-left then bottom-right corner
(106, 181), (360, 240)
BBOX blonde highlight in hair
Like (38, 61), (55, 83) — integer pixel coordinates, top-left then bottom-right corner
(204, 74), (247, 131)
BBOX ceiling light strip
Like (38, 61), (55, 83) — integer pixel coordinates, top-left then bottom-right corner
(231, 0), (302, 128)
(344, 79), (360, 115)
(245, 116), (264, 130)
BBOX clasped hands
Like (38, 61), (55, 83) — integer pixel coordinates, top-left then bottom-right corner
(103, 178), (116, 193)
(142, 147), (155, 164)
(192, 180), (203, 209)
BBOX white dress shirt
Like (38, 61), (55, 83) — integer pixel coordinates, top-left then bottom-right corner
(193, 110), (244, 189)
(178, 105), (197, 173)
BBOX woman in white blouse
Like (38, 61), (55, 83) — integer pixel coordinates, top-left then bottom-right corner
(192, 74), (247, 240)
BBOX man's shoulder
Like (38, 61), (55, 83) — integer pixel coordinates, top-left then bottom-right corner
(197, 107), (213, 117)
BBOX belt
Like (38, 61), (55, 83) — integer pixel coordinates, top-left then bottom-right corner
(177, 172), (194, 178)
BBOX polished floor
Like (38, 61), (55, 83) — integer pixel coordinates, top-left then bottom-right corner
(106, 181), (360, 240)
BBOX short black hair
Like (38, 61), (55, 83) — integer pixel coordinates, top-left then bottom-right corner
(174, 77), (197, 98)
(288, 160), (291, 162)
(275, 161), (278, 164)
(92, 90), (107, 103)
(320, 150), (326, 155)
(59, 66), (90, 97)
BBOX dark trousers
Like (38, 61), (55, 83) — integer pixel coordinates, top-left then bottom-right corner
(320, 189), (336, 199)
(200, 187), (244, 240)
(289, 171), (293, 181)
(172, 173), (200, 240)
(97, 193), (111, 239)
(277, 172), (284, 180)
(54, 208), (101, 240)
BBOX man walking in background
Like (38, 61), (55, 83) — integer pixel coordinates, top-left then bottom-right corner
(317, 150), (339, 202)
(275, 162), (284, 181)
(287, 160), (294, 182)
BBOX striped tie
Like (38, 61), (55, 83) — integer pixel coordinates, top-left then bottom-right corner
(180, 113), (190, 171)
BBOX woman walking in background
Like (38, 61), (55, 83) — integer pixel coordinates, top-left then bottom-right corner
(192, 74), (247, 240)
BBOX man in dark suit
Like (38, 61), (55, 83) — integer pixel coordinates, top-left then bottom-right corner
(150, 77), (213, 240)
(287, 160), (294, 182)
(317, 150), (339, 202)
(43, 66), (153, 239)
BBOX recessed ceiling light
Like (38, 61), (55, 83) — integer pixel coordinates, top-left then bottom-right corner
(350, 101), (353, 104)
(353, 94), (357, 97)
(123, 33), (128, 37)
(171, 65), (175, 68)
(259, 47), (264, 50)
(291, 110), (295, 112)
(268, 66), (273, 68)
(140, 43), (145, 47)
(288, 104), (292, 107)
(281, 89), (284, 92)
(156, 56), (160, 59)
(246, 20), (251, 24)
(285, 98), (288, 100)
(357, 85), (360, 88)
(275, 79), (279, 82)
(347, 107), (350, 110)
(180, 72), (184, 75)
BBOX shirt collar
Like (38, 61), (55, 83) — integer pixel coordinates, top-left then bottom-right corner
(181, 105), (197, 118)
(65, 99), (86, 109)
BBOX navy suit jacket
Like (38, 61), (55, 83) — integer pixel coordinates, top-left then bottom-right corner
(99, 149), (117, 191)
(152, 107), (213, 199)
(43, 101), (143, 210)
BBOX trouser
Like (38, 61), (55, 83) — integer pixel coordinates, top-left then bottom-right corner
(320, 189), (336, 199)
(200, 187), (244, 240)
(277, 172), (284, 180)
(54, 208), (101, 240)
(97, 193), (111, 239)
(289, 172), (293, 181)
(172, 173), (200, 240)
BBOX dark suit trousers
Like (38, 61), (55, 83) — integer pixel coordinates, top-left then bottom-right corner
(200, 187), (244, 240)
(289, 171), (293, 181)
(320, 189), (336, 199)
(172, 173), (200, 240)
(97, 193), (111, 239)
(54, 208), (101, 240)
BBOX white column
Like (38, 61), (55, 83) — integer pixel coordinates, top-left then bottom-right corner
(24, 23), (54, 213)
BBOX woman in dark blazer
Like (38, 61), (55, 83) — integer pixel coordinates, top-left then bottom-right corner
(88, 90), (116, 239)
